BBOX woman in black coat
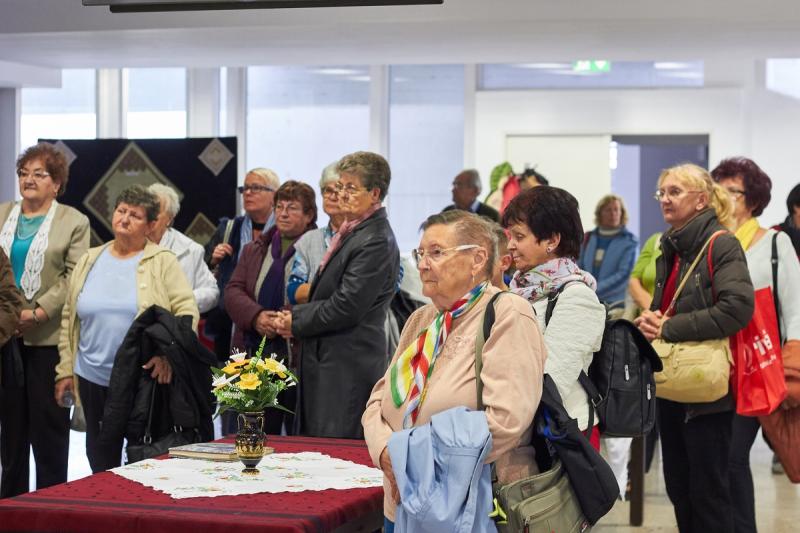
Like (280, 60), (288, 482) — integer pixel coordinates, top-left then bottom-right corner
(636, 163), (754, 533)
(275, 151), (400, 439)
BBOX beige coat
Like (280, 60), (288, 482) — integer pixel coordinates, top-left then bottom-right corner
(56, 241), (199, 395)
(362, 285), (547, 521)
(0, 202), (90, 346)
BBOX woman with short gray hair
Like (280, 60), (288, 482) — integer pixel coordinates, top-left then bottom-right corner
(275, 151), (400, 438)
(148, 184), (219, 313)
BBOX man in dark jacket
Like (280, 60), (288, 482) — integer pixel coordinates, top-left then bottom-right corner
(276, 152), (400, 439)
(443, 169), (500, 222)
(96, 306), (216, 470)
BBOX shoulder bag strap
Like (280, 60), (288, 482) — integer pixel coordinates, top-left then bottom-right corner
(665, 230), (726, 316)
(475, 292), (508, 485)
(222, 219), (235, 245)
(771, 232), (783, 342)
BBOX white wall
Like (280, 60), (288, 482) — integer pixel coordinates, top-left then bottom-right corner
(475, 87), (748, 227)
(474, 80), (800, 227)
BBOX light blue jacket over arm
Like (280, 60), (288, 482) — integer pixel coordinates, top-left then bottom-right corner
(388, 407), (497, 533)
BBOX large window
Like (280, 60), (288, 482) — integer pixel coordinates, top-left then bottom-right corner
(479, 61), (703, 90)
(388, 65), (465, 253)
(21, 69), (96, 150)
(246, 66), (370, 226)
(126, 68), (187, 138)
(766, 59), (800, 100)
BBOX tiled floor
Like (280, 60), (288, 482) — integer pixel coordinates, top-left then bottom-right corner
(595, 436), (799, 532)
(27, 425), (800, 533)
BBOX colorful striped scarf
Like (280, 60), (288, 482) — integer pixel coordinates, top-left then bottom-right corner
(390, 281), (489, 429)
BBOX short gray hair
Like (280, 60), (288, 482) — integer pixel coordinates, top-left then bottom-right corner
(457, 169), (482, 194)
(419, 210), (496, 278)
(320, 161), (339, 190)
(148, 183), (180, 220)
(247, 167), (280, 190)
(115, 184), (160, 223)
(336, 151), (391, 200)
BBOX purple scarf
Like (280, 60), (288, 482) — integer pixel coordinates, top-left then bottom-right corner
(247, 226), (299, 350)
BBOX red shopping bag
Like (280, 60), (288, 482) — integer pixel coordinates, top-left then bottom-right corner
(730, 287), (787, 416)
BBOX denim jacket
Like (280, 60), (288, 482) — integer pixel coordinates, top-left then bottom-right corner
(388, 406), (497, 533)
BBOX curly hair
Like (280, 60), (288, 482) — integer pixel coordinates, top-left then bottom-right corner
(710, 157), (772, 217)
(16, 143), (70, 197)
(502, 186), (584, 260)
(115, 185), (161, 223)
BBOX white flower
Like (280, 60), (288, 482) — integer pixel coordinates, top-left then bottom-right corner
(230, 349), (247, 363)
(212, 373), (238, 390)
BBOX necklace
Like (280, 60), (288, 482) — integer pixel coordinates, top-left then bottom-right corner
(16, 215), (45, 241)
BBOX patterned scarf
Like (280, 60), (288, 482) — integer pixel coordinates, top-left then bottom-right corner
(510, 257), (597, 304)
(390, 281), (489, 429)
(0, 200), (58, 301)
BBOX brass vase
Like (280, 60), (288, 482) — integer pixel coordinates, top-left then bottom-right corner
(235, 411), (265, 475)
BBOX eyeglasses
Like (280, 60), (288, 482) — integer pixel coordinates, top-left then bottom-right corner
(238, 184), (275, 194)
(412, 245), (480, 267)
(274, 203), (303, 215)
(334, 183), (368, 196)
(653, 188), (703, 202)
(724, 188), (746, 199)
(17, 170), (50, 181)
(322, 186), (339, 198)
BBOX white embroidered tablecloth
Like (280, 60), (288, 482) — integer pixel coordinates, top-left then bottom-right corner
(111, 452), (384, 499)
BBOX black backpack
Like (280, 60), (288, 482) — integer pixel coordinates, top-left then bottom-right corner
(545, 284), (663, 438)
(477, 292), (619, 524)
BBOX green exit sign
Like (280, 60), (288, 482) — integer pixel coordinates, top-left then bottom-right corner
(573, 60), (612, 73)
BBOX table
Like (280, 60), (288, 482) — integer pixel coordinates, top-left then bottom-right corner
(0, 436), (384, 533)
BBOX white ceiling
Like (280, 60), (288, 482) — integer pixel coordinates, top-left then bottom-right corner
(2, 0), (800, 69)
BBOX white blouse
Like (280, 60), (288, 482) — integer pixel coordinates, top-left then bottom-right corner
(745, 229), (800, 341)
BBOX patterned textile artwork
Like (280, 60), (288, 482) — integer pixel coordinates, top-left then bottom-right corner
(41, 137), (237, 247)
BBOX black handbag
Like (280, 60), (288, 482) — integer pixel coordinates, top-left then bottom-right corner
(125, 381), (202, 464)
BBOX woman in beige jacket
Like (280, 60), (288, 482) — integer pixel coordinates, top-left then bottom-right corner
(362, 211), (546, 529)
(0, 143), (90, 497)
(55, 185), (197, 472)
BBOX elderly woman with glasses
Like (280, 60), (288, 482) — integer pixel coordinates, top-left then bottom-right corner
(0, 143), (90, 497)
(363, 210), (546, 531)
(636, 164), (753, 533)
(274, 151), (400, 439)
(204, 168), (279, 361)
(285, 162), (345, 305)
(224, 181), (317, 435)
(55, 185), (199, 473)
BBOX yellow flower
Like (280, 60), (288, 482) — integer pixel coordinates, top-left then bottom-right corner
(222, 360), (249, 375)
(238, 373), (262, 390)
(262, 358), (288, 378)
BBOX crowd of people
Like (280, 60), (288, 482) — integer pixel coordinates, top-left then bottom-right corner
(0, 141), (797, 533)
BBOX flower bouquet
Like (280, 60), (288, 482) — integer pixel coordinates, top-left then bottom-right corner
(210, 336), (296, 474)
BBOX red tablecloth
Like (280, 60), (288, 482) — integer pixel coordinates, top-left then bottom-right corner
(0, 436), (384, 533)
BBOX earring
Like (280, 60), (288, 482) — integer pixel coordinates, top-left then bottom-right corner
(546, 246), (553, 254)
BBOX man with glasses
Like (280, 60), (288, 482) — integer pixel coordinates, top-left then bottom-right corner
(443, 169), (500, 222)
(203, 167), (279, 364)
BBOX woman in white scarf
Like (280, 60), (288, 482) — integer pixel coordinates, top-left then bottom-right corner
(0, 143), (89, 497)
